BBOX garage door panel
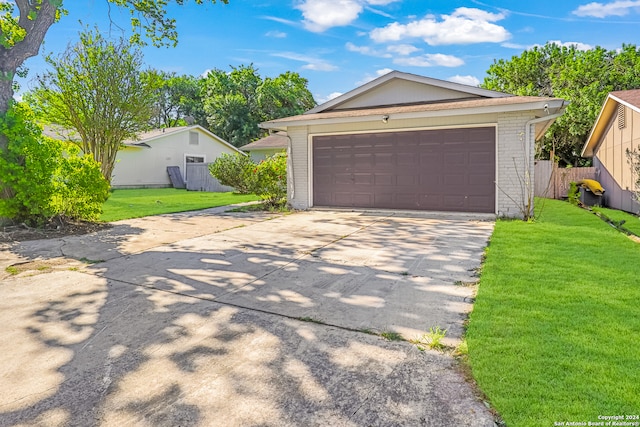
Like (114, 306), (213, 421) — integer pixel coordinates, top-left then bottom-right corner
(354, 174), (373, 185)
(374, 174), (394, 186)
(313, 127), (495, 213)
(396, 174), (418, 186)
(333, 173), (353, 185)
(352, 193), (373, 205)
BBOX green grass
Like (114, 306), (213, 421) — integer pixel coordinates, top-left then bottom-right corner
(592, 206), (640, 236)
(100, 188), (260, 222)
(467, 199), (640, 426)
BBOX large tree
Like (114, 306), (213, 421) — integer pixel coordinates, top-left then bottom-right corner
(28, 29), (155, 182)
(482, 43), (640, 166)
(0, 0), (228, 136)
(146, 70), (207, 129)
(203, 64), (316, 147)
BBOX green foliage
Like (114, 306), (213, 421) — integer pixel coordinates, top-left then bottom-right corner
(483, 43), (640, 166)
(51, 144), (110, 221)
(208, 152), (288, 207)
(252, 152), (287, 207)
(626, 147), (640, 207)
(202, 65), (316, 147)
(567, 181), (580, 205)
(208, 153), (256, 194)
(0, 103), (108, 225)
(412, 326), (448, 351)
(146, 70), (208, 128)
(28, 28), (155, 182)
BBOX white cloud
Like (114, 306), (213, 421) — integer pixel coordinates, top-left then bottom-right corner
(345, 42), (391, 57)
(317, 91), (344, 104)
(297, 0), (364, 32)
(346, 42), (419, 57)
(448, 75), (481, 86)
(501, 42), (530, 49)
(272, 52), (338, 71)
(296, 0), (400, 32)
(573, 0), (640, 17)
(370, 7), (511, 45)
(394, 53), (464, 68)
(356, 68), (394, 85)
(387, 44), (420, 55)
(545, 40), (594, 51)
(262, 16), (299, 26)
(266, 30), (287, 38)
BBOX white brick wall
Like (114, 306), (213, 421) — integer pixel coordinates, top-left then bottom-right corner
(287, 111), (538, 218)
(287, 126), (309, 209)
(496, 111), (536, 218)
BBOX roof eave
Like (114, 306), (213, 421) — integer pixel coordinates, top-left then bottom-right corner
(261, 99), (565, 130)
(581, 96), (618, 158)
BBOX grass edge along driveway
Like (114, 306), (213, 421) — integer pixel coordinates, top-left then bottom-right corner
(100, 188), (259, 222)
(467, 199), (640, 426)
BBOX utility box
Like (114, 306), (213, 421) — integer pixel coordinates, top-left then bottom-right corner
(580, 187), (602, 207)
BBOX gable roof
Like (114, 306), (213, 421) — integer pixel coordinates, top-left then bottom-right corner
(306, 70), (511, 114)
(125, 125), (242, 153)
(582, 89), (640, 157)
(44, 124), (242, 154)
(240, 132), (288, 151)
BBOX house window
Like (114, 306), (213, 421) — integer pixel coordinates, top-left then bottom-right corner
(189, 131), (199, 145)
(186, 155), (205, 163)
(618, 104), (626, 129)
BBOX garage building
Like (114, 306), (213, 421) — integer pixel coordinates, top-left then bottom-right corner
(261, 71), (566, 218)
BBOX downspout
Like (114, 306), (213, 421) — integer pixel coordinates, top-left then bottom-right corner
(286, 132), (294, 201)
(524, 111), (564, 216)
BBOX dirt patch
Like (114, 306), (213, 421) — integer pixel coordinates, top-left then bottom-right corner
(0, 220), (111, 243)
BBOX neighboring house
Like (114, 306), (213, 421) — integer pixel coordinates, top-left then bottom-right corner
(581, 90), (640, 214)
(112, 125), (242, 189)
(240, 132), (288, 162)
(260, 70), (566, 217)
(44, 124), (241, 189)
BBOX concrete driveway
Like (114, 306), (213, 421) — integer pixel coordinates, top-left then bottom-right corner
(0, 207), (496, 426)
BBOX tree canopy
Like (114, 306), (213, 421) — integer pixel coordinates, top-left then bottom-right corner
(202, 64), (316, 147)
(146, 71), (207, 129)
(28, 29), (155, 182)
(482, 42), (640, 166)
(0, 0), (229, 120)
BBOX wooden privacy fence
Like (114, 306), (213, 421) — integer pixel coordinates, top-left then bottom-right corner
(185, 163), (234, 192)
(535, 160), (596, 199)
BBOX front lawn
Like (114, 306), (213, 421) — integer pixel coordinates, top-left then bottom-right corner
(467, 199), (640, 426)
(100, 188), (259, 222)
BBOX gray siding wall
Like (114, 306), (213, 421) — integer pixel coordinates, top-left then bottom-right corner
(595, 157), (640, 214)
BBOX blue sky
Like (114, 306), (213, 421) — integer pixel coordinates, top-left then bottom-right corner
(18, 0), (640, 104)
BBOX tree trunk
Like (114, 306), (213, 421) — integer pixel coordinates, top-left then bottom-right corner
(0, 1), (58, 119)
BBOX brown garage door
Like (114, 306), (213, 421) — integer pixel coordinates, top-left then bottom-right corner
(312, 127), (495, 213)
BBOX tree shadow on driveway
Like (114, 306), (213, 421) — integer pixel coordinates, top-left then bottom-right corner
(0, 210), (496, 426)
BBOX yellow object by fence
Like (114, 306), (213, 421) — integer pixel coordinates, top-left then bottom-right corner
(575, 179), (605, 195)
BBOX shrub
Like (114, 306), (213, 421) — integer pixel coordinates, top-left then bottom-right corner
(208, 152), (255, 194)
(209, 152), (288, 207)
(0, 103), (109, 225)
(568, 181), (580, 205)
(251, 152), (287, 207)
